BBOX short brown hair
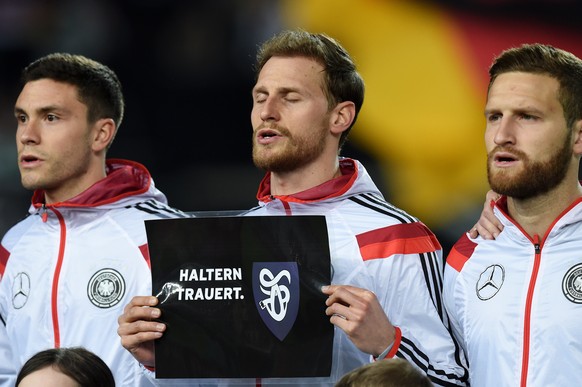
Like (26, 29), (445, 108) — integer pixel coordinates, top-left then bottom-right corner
(22, 53), (125, 129)
(488, 43), (582, 129)
(255, 29), (365, 150)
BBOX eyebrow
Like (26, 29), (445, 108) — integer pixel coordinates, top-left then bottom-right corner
(253, 85), (302, 95)
(14, 105), (65, 116)
(484, 106), (545, 116)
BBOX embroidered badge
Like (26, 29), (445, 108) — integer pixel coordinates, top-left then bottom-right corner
(87, 268), (125, 308)
(476, 264), (505, 300)
(562, 263), (582, 304)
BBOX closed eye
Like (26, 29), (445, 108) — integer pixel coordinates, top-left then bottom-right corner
(519, 113), (538, 121)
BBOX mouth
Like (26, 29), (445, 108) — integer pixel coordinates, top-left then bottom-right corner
(492, 151), (518, 166)
(19, 154), (42, 167)
(256, 128), (283, 144)
(257, 128), (281, 139)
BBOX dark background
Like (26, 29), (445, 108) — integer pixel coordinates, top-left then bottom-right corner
(1, 0), (581, 253)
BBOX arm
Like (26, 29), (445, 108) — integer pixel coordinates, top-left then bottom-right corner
(329, 221), (469, 386)
(469, 190), (503, 240)
(382, 248), (468, 386)
(117, 296), (166, 369)
(0, 245), (17, 387)
(0, 314), (17, 387)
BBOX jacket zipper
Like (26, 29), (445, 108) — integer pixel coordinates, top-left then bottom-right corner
(50, 208), (67, 348)
(41, 204), (48, 222)
(520, 234), (541, 387)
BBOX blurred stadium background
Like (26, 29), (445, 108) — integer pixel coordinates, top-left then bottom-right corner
(1, 0), (581, 253)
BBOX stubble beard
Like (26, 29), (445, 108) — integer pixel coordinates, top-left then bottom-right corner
(252, 125), (328, 173)
(19, 149), (93, 198)
(487, 134), (572, 199)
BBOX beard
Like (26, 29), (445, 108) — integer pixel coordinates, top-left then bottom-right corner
(252, 124), (328, 173)
(487, 133), (572, 199)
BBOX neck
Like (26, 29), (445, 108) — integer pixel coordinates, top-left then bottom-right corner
(507, 178), (582, 238)
(44, 162), (108, 204)
(270, 158), (341, 196)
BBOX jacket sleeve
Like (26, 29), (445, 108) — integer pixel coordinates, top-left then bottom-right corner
(442, 234), (477, 369)
(0, 299), (17, 386)
(363, 222), (469, 386)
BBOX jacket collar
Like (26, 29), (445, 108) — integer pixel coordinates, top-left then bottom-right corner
(31, 159), (152, 208)
(256, 158), (359, 204)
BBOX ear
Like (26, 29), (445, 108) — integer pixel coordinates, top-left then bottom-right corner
(91, 118), (117, 153)
(329, 101), (356, 136)
(572, 119), (582, 156)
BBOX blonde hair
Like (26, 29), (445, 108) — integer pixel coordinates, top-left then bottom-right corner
(335, 358), (433, 387)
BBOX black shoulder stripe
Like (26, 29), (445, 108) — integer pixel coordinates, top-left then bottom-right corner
(0, 313), (5, 327)
(420, 251), (445, 319)
(130, 200), (188, 218)
(360, 193), (417, 223)
(349, 195), (412, 224)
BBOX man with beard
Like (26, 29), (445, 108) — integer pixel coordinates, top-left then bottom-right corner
(117, 30), (469, 386)
(443, 43), (582, 387)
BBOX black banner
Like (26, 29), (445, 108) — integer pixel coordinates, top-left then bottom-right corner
(145, 215), (333, 379)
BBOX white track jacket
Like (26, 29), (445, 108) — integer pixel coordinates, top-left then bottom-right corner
(443, 196), (582, 387)
(0, 159), (186, 387)
(144, 158), (468, 387)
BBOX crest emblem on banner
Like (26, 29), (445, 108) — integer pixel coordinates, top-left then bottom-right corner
(252, 262), (300, 341)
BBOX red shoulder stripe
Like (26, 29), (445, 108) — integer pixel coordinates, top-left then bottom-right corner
(446, 235), (477, 272)
(139, 244), (151, 269)
(0, 244), (9, 277)
(357, 223), (441, 261)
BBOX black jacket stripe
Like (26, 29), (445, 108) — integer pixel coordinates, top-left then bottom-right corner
(349, 196), (411, 224)
(398, 337), (469, 385)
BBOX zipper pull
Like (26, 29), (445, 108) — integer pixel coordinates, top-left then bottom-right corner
(41, 204), (48, 222)
(533, 234), (541, 254)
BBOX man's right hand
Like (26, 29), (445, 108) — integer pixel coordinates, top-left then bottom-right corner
(117, 296), (166, 368)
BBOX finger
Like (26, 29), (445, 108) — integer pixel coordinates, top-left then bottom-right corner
(122, 296), (158, 315)
(328, 312), (351, 330)
(324, 286), (358, 307)
(135, 295), (159, 308)
(468, 225), (479, 239)
(325, 301), (351, 318)
(481, 209), (503, 239)
(485, 190), (501, 202)
(118, 318), (166, 338)
(119, 305), (161, 327)
(119, 327), (164, 349)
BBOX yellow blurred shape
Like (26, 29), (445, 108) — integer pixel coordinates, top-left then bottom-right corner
(283, 0), (489, 228)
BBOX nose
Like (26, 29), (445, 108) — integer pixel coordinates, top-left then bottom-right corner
(18, 119), (40, 145)
(492, 117), (516, 146)
(259, 98), (280, 122)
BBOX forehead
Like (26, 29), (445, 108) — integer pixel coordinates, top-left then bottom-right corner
(255, 56), (325, 92)
(18, 366), (79, 387)
(17, 78), (81, 107)
(487, 72), (561, 112)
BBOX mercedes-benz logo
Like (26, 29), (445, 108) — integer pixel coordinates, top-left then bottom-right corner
(476, 264), (505, 300)
(12, 272), (31, 309)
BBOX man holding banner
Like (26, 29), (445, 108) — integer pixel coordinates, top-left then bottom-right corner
(118, 29), (468, 386)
